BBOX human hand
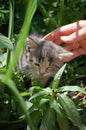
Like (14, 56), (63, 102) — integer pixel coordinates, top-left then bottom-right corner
(43, 20), (86, 61)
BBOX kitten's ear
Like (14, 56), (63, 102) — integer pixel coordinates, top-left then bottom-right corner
(58, 49), (73, 62)
(26, 37), (38, 52)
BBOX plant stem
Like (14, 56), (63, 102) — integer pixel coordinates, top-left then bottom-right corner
(58, 0), (64, 26)
(6, 0), (14, 69)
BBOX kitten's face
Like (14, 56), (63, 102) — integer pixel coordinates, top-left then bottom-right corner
(25, 36), (73, 78)
(28, 57), (62, 78)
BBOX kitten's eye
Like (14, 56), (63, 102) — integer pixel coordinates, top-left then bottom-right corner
(29, 59), (33, 62)
(46, 67), (52, 71)
(55, 65), (60, 69)
(34, 63), (40, 66)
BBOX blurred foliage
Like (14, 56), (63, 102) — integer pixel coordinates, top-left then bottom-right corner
(0, 0), (86, 35)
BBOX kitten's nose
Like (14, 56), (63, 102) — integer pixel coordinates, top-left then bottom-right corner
(40, 70), (45, 76)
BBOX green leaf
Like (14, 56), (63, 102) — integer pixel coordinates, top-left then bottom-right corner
(50, 100), (62, 115)
(0, 34), (13, 50)
(0, 53), (7, 67)
(29, 87), (52, 101)
(25, 101), (33, 111)
(27, 125), (31, 130)
(20, 91), (30, 97)
(52, 63), (67, 90)
(40, 108), (57, 130)
(60, 85), (86, 94)
(50, 100), (69, 130)
(58, 94), (85, 130)
(30, 110), (42, 130)
(39, 98), (49, 106)
(29, 86), (43, 96)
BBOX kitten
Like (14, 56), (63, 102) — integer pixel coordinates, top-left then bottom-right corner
(15, 35), (73, 86)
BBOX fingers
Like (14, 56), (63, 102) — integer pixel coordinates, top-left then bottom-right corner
(43, 28), (61, 44)
(64, 48), (86, 62)
(43, 20), (86, 44)
(64, 38), (86, 52)
(43, 20), (86, 62)
(60, 20), (86, 35)
(64, 42), (80, 51)
(61, 26), (86, 43)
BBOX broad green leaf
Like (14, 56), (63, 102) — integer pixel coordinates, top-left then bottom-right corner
(30, 110), (42, 130)
(52, 63), (67, 90)
(28, 97), (49, 115)
(0, 34), (13, 50)
(29, 86), (43, 96)
(25, 101), (33, 111)
(40, 108), (57, 130)
(56, 113), (69, 130)
(39, 98), (49, 106)
(50, 100), (69, 130)
(50, 100), (62, 115)
(60, 85), (86, 94)
(29, 87), (52, 101)
(58, 94), (85, 130)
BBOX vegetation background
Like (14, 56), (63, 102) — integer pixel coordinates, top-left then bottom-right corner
(0, 0), (86, 86)
(0, 0), (86, 130)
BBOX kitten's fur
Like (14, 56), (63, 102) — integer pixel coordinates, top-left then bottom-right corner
(15, 35), (73, 86)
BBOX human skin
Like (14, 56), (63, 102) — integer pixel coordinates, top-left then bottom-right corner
(43, 20), (86, 61)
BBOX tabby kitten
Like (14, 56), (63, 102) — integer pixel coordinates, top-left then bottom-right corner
(16, 35), (73, 86)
